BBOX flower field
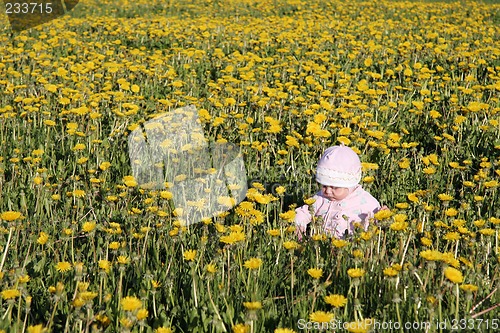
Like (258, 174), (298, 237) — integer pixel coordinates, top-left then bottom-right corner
(1, 0), (500, 332)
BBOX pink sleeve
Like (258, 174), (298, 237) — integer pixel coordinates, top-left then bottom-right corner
(295, 194), (324, 235)
(360, 192), (381, 229)
(295, 204), (312, 228)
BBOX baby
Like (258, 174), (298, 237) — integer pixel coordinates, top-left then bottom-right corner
(295, 145), (383, 239)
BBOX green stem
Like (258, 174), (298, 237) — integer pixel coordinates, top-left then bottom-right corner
(290, 254), (294, 307)
(152, 292), (157, 318)
(0, 227), (14, 272)
(1, 302), (13, 321)
(396, 301), (403, 333)
(118, 269), (124, 308)
(438, 294), (443, 333)
(310, 282), (317, 313)
(192, 266), (198, 308)
(47, 299), (59, 332)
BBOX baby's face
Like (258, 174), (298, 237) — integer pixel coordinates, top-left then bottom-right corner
(321, 185), (349, 201)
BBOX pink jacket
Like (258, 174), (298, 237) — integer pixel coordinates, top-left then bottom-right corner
(295, 185), (380, 239)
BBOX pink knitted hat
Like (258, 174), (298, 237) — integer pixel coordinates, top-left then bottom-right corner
(316, 145), (362, 187)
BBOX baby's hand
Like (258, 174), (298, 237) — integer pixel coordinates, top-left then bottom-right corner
(295, 225), (306, 241)
(380, 205), (389, 211)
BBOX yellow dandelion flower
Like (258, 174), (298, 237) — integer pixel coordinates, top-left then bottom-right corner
(79, 291), (98, 301)
(136, 308), (148, 321)
(99, 260), (112, 273)
(55, 261), (72, 273)
(72, 143), (86, 151)
(244, 258), (262, 270)
(72, 189), (85, 198)
(249, 209), (265, 225)
(206, 264), (217, 274)
(285, 135), (300, 149)
(235, 201), (254, 217)
(150, 280), (161, 288)
(444, 208), (458, 217)
(232, 323), (249, 333)
(460, 284), (478, 293)
(324, 294), (348, 308)
(444, 267), (463, 284)
(347, 268), (365, 278)
(82, 221), (96, 233)
(398, 199), (414, 211)
(479, 228), (495, 236)
(73, 298), (86, 308)
(407, 193), (419, 203)
(383, 267), (399, 277)
(76, 157), (88, 164)
(473, 219), (486, 228)
(1, 288), (20, 300)
(421, 237), (433, 246)
(374, 209), (393, 220)
(390, 220), (408, 232)
(279, 210), (296, 222)
(220, 231), (245, 244)
(274, 329), (296, 333)
(183, 249), (197, 261)
(123, 175), (138, 187)
(27, 324), (46, 333)
(309, 311), (334, 323)
(243, 301), (262, 310)
(121, 296), (142, 311)
(312, 234), (327, 241)
(159, 190), (173, 200)
(420, 249), (442, 261)
(438, 193), (453, 201)
(117, 256), (130, 265)
(483, 180), (498, 188)
(267, 229), (280, 237)
(398, 158), (410, 169)
(0, 211), (22, 221)
(363, 176), (374, 183)
(275, 186), (286, 195)
(155, 327), (173, 333)
(352, 249), (364, 258)
(120, 317), (134, 328)
(283, 240), (299, 250)
(109, 241), (120, 250)
(304, 198), (316, 205)
(490, 217), (500, 225)
(37, 232), (49, 245)
(443, 232), (460, 241)
(218, 195), (237, 207)
(99, 162), (111, 171)
(307, 268), (323, 279)
(18, 275), (30, 284)
(332, 239), (349, 248)
(423, 167), (436, 175)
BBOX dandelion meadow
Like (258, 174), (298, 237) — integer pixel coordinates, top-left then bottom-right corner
(1, 0), (500, 332)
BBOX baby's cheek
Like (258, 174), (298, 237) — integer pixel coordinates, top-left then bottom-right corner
(337, 189), (349, 199)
